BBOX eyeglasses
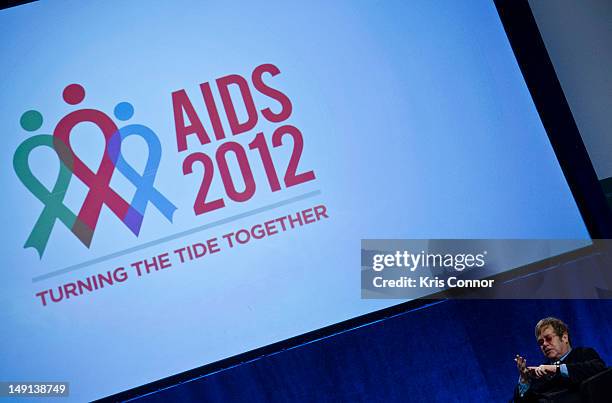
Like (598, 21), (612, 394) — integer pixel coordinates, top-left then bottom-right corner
(537, 333), (559, 346)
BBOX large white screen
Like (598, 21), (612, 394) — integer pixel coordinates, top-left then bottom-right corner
(0, 0), (589, 401)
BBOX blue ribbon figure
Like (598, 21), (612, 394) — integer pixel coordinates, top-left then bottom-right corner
(107, 102), (177, 234)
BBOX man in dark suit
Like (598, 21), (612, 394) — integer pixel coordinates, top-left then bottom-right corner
(513, 317), (606, 402)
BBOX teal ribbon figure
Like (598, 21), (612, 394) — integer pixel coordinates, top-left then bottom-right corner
(13, 110), (88, 257)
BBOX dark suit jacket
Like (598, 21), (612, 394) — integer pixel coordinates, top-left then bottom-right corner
(513, 347), (606, 403)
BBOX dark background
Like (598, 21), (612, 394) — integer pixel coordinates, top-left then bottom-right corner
(130, 299), (611, 402)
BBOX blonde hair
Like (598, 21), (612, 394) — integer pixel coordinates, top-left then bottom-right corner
(535, 317), (571, 345)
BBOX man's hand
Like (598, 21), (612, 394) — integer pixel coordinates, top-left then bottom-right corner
(527, 364), (557, 378)
(515, 354), (530, 382)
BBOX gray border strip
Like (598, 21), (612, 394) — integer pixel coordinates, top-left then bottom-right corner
(32, 190), (322, 283)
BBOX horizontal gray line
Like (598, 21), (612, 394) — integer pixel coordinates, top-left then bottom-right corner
(32, 190), (322, 283)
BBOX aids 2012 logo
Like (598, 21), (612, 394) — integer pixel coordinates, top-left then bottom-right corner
(14, 63), (316, 259)
(14, 83), (177, 258)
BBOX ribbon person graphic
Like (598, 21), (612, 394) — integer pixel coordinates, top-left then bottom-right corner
(14, 84), (177, 257)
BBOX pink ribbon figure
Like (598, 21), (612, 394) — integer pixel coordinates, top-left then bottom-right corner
(53, 83), (142, 246)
